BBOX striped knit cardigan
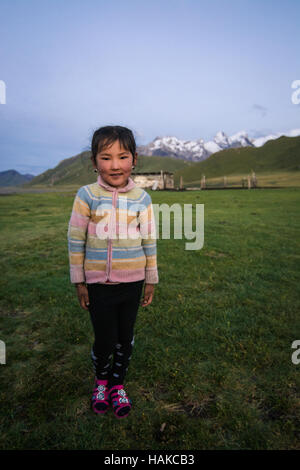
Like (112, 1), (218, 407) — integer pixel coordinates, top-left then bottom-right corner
(67, 173), (159, 285)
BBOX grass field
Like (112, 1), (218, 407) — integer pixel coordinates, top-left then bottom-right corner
(0, 188), (299, 450)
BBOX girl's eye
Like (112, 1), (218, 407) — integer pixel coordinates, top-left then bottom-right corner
(100, 156), (129, 159)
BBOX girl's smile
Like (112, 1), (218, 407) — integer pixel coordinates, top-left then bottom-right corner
(93, 139), (137, 189)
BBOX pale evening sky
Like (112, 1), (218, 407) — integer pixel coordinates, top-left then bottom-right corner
(0, 0), (299, 174)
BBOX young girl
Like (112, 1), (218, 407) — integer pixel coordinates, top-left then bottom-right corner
(67, 125), (159, 419)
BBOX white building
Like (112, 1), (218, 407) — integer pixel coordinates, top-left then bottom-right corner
(132, 170), (174, 190)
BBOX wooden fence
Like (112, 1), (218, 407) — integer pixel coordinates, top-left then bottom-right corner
(181, 171), (258, 190)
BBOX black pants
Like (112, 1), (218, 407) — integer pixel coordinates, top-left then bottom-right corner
(87, 280), (144, 387)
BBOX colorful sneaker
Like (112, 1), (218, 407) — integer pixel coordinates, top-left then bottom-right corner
(108, 384), (132, 419)
(91, 378), (110, 414)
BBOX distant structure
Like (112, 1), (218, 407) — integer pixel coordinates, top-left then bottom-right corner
(200, 175), (206, 189)
(132, 170), (174, 190)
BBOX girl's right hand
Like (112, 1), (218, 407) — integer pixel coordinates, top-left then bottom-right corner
(75, 283), (90, 310)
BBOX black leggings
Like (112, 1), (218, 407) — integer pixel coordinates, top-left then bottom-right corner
(87, 280), (144, 387)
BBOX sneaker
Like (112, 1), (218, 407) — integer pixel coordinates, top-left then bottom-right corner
(91, 378), (110, 414)
(108, 384), (132, 419)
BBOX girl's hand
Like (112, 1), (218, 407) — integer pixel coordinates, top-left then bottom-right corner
(141, 283), (155, 307)
(75, 283), (90, 310)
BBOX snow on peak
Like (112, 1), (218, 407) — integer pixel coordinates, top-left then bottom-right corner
(214, 131), (230, 147)
(138, 128), (300, 161)
(285, 128), (300, 137)
(252, 128), (300, 147)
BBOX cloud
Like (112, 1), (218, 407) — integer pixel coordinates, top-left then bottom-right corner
(252, 104), (268, 117)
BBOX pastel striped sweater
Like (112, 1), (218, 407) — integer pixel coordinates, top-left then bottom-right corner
(67, 174), (159, 285)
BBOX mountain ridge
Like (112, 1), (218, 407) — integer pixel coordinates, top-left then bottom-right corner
(24, 134), (300, 187)
(173, 134), (300, 185)
(137, 128), (300, 162)
(0, 169), (35, 187)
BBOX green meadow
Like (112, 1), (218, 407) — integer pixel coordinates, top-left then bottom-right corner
(0, 188), (299, 450)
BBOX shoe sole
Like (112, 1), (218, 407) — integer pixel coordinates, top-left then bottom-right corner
(90, 399), (109, 415)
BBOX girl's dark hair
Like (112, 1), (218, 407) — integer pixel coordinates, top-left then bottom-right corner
(91, 125), (136, 163)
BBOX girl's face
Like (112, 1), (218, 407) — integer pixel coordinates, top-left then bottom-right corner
(93, 139), (137, 189)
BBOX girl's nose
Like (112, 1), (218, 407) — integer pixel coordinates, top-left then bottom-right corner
(111, 158), (120, 169)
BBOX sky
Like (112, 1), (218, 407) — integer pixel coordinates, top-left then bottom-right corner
(0, 0), (299, 175)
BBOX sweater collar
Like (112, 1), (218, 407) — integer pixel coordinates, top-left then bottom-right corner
(97, 173), (136, 192)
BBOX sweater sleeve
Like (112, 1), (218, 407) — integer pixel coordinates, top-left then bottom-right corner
(67, 186), (91, 284)
(139, 193), (159, 284)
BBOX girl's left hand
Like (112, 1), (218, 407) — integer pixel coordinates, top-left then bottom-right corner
(141, 283), (155, 307)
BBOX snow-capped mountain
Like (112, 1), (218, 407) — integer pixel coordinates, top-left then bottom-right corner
(205, 130), (254, 152)
(137, 135), (208, 161)
(137, 128), (300, 162)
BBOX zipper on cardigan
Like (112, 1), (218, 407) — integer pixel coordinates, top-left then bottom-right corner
(106, 239), (112, 281)
(105, 189), (118, 282)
